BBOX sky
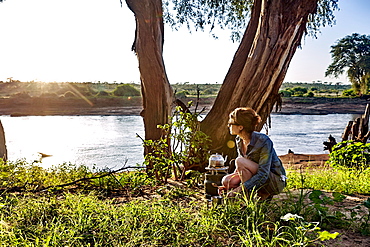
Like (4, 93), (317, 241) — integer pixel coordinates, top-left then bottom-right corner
(0, 0), (369, 85)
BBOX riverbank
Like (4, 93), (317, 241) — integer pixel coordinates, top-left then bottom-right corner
(0, 96), (368, 116)
(276, 97), (369, 115)
(279, 153), (330, 169)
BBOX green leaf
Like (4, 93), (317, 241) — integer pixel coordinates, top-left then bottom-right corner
(364, 197), (370, 209)
(309, 190), (324, 204)
(318, 231), (339, 241)
(332, 192), (346, 202)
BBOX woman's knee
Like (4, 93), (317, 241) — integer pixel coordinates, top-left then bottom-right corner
(221, 174), (240, 189)
(235, 157), (258, 174)
(221, 174), (232, 184)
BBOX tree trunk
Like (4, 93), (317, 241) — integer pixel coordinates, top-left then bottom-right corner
(125, 0), (174, 153)
(0, 120), (7, 162)
(201, 0), (318, 161)
(341, 104), (370, 143)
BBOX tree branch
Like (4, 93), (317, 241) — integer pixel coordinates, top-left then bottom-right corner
(35, 164), (145, 192)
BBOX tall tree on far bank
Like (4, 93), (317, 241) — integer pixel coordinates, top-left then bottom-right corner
(126, 0), (339, 164)
(326, 33), (370, 95)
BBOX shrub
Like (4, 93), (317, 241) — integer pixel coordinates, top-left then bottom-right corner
(175, 90), (188, 98)
(291, 87), (308, 96)
(203, 88), (217, 95)
(112, 84), (141, 97)
(305, 91), (315, 97)
(96, 90), (111, 97)
(328, 140), (370, 171)
(279, 90), (292, 97)
(143, 105), (212, 182)
(342, 89), (356, 97)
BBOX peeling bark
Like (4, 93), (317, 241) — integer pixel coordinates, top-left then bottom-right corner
(201, 0), (318, 160)
(125, 0), (174, 149)
(125, 0), (320, 168)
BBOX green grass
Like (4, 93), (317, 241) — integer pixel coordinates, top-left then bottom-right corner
(0, 192), (338, 246)
(0, 160), (368, 246)
(286, 167), (370, 194)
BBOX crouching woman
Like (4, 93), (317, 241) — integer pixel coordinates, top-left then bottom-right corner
(219, 107), (287, 200)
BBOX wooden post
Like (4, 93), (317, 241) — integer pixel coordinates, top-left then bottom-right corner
(340, 104), (370, 143)
(362, 104), (370, 127)
(362, 131), (370, 143)
(359, 104), (370, 142)
(342, 121), (353, 142)
(351, 117), (360, 141)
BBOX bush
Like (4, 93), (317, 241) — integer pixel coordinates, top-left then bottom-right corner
(279, 90), (292, 97)
(143, 105), (212, 182)
(96, 90), (111, 97)
(305, 91), (315, 97)
(342, 89), (356, 97)
(328, 141), (370, 171)
(291, 87), (308, 96)
(175, 90), (188, 98)
(112, 84), (141, 97)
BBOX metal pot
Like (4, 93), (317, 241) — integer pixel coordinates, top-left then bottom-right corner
(208, 153), (226, 168)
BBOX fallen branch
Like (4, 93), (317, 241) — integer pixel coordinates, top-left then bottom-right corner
(35, 165), (145, 192)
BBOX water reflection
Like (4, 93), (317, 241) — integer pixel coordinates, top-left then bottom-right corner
(1, 116), (145, 168)
(0, 114), (357, 168)
(268, 114), (359, 155)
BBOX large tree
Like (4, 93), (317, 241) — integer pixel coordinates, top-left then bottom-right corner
(126, 0), (338, 164)
(326, 33), (370, 95)
(125, 0), (174, 150)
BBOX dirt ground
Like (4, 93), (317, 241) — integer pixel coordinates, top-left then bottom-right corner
(277, 153), (370, 246)
(275, 190), (369, 247)
(279, 153), (330, 169)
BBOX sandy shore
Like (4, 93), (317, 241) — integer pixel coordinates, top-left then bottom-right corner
(278, 153), (330, 169)
(1, 96), (368, 117)
(276, 97), (369, 115)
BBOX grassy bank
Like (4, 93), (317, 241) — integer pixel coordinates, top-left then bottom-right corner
(0, 160), (368, 246)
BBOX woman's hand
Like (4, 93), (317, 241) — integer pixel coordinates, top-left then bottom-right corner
(217, 186), (227, 195)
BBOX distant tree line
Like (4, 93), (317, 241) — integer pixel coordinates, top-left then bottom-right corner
(0, 80), (358, 99)
(279, 82), (351, 97)
(171, 82), (352, 98)
(0, 81), (141, 98)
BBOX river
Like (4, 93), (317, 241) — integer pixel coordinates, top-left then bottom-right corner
(0, 114), (358, 169)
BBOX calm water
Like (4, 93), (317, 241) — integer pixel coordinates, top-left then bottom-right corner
(0, 114), (357, 168)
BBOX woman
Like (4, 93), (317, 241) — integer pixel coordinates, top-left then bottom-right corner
(219, 107), (286, 199)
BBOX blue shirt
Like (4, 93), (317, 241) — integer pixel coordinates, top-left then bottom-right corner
(236, 131), (286, 191)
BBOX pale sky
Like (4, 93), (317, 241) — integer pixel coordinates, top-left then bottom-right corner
(0, 0), (368, 84)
